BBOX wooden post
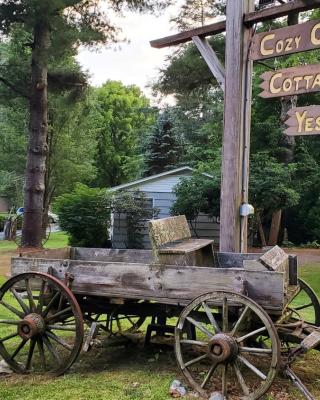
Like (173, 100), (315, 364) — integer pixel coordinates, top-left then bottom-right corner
(220, 0), (254, 253)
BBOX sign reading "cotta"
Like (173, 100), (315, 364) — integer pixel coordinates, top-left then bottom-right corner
(259, 64), (320, 98)
(285, 106), (320, 136)
(250, 19), (320, 61)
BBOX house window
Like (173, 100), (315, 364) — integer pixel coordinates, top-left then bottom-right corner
(135, 197), (155, 220)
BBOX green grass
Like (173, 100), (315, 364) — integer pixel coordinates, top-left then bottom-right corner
(0, 231), (69, 252)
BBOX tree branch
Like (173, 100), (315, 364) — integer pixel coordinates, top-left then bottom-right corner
(0, 76), (30, 99)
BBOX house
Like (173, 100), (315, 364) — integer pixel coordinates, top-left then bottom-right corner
(110, 166), (220, 249)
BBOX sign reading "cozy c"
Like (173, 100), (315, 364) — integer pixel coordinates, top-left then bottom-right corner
(259, 64), (320, 98)
(250, 19), (320, 61)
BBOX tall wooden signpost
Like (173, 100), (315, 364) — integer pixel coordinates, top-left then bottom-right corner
(151, 0), (320, 254)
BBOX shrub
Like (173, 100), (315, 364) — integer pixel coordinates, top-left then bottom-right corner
(54, 184), (112, 248)
(0, 215), (7, 231)
(112, 191), (159, 249)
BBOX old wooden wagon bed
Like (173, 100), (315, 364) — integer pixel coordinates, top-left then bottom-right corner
(1, 217), (320, 400)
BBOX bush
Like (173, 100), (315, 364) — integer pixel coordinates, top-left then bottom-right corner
(54, 184), (112, 248)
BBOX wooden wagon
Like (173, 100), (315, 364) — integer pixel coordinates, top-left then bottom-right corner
(1, 217), (320, 400)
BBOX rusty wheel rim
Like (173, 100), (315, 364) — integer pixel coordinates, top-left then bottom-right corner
(0, 272), (84, 376)
(175, 291), (280, 400)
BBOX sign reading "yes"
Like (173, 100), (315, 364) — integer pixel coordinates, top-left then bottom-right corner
(250, 19), (320, 61)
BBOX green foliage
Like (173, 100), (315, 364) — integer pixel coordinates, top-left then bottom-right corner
(54, 184), (112, 248)
(93, 81), (155, 187)
(250, 152), (300, 212)
(171, 174), (220, 223)
(112, 191), (159, 249)
(144, 109), (181, 175)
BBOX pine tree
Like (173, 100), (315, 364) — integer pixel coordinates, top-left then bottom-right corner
(0, 0), (169, 248)
(144, 110), (180, 176)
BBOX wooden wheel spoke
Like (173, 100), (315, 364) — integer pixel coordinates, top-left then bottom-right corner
(184, 353), (207, 368)
(43, 335), (62, 364)
(180, 339), (208, 347)
(47, 324), (76, 332)
(37, 338), (46, 369)
(201, 362), (218, 388)
(239, 347), (272, 354)
(186, 316), (214, 339)
(46, 331), (73, 351)
(233, 362), (250, 396)
(25, 339), (36, 371)
(0, 300), (24, 318)
(25, 279), (37, 312)
(237, 355), (267, 380)
(202, 301), (221, 333)
(10, 288), (29, 315)
(0, 332), (19, 343)
(36, 280), (47, 313)
(294, 302), (313, 311)
(221, 363), (227, 396)
(231, 305), (250, 336)
(45, 306), (72, 323)
(0, 319), (20, 325)
(57, 292), (65, 312)
(222, 297), (228, 332)
(41, 291), (61, 318)
(236, 326), (267, 343)
(11, 339), (28, 360)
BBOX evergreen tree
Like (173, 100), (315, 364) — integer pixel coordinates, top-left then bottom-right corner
(144, 110), (181, 176)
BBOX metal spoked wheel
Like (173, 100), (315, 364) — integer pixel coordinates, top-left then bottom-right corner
(175, 291), (280, 400)
(283, 278), (320, 326)
(0, 272), (84, 376)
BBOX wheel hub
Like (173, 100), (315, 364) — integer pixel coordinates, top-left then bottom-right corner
(18, 313), (45, 340)
(207, 333), (238, 363)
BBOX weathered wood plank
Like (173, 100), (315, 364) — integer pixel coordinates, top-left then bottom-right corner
(72, 247), (153, 263)
(217, 252), (263, 268)
(260, 64), (320, 98)
(250, 19), (320, 61)
(192, 36), (225, 91)
(159, 238), (214, 254)
(149, 216), (191, 248)
(259, 246), (288, 272)
(11, 257), (285, 310)
(19, 247), (71, 260)
(285, 105), (320, 136)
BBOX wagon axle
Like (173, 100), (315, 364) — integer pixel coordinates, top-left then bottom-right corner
(18, 313), (46, 340)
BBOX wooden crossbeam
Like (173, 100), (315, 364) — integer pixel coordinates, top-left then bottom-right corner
(191, 36), (225, 91)
(150, 0), (320, 49)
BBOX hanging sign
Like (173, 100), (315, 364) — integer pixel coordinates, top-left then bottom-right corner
(285, 105), (320, 136)
(250, 19), (320, 61)
(259, 63), (320, 98)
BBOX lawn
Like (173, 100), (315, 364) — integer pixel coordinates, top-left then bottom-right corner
(0, 231), (69, 252)
(0, 261), (319, 399)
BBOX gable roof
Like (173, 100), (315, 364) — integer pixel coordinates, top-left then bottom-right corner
(110, 166), (213, 192)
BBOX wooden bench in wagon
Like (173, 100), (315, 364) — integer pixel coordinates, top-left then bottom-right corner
(1, 217), (320, 400)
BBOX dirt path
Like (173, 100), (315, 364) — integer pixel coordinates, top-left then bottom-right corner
(0, 251), (17, 277)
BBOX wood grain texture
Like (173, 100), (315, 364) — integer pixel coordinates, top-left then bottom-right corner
(285, 105), (320, 136)
(250, 19), (320, 61)
(220, 0), (254, 252)
(149, 215), (191, 248)
(11, 257), (285, 310)
(260, 64), (320, 98)
(192, 36), (225, 91)
(72, 247), (153, 263)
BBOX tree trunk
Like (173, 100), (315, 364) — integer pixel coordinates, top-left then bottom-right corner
(268, 209), (282, 246)
(21, 22), (50, 248)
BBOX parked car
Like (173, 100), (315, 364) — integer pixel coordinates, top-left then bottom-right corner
(16, 207), (58, 223)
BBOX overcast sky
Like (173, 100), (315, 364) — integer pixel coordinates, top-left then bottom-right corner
(77, 4), (181, 100)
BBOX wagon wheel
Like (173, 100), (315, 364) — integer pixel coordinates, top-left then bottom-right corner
(283, 278), (320, 326)
(0, 272), (84, 376)
(175, 291), (280, 400)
